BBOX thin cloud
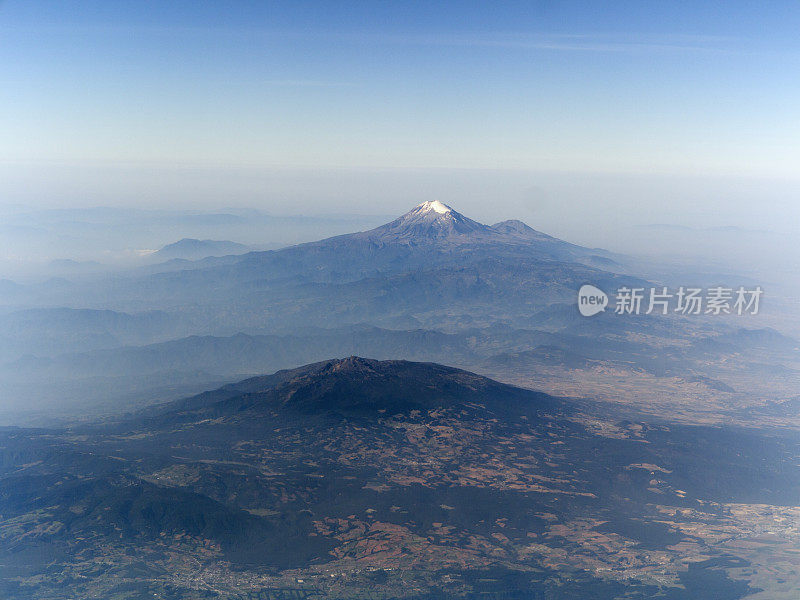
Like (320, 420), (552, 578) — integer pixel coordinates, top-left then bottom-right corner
(317, 30), (744, 55)
(3, 22), (742, 55)
(262, 79), (354, 88)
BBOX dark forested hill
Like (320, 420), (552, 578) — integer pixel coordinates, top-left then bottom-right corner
(0, 358), (795, 599)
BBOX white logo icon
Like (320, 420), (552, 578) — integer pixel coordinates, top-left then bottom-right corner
(578, 284), (608, 317)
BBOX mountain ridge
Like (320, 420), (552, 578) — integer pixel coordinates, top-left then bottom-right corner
(137, 356), (560, 426)
(152, 238), (251, 261)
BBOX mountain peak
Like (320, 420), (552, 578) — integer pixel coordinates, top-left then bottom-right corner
(152, 358), (557, 422)
(491, 219), (533, 234)
(364, 201), (490, 242)
(416, 200), (452, 215)
(321, 355), (381, 375)
(154, 238), (250, 261)
(401, 200), (460, 224)
(490, 219), (553, 241)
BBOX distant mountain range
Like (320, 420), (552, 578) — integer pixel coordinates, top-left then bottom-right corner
(102, 202), (631, 323)
(1, 202), (641, 353)
(3, 202), (798, 423)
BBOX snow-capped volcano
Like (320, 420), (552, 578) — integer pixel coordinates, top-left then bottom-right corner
(416, 200), (452, 215)
(252, 200), (616, 277)
(364, 201), (492, 242)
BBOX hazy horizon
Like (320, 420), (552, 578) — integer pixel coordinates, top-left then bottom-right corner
(2, 164), (798, 294)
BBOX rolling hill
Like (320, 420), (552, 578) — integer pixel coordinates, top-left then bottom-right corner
(1, 358), (797, 599)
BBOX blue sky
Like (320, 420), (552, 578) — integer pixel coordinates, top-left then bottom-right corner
(2, 1), (799, 173)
